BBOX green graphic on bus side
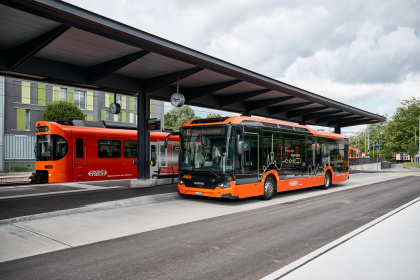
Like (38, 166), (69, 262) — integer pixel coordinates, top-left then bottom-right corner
(242, 128), (331, 180)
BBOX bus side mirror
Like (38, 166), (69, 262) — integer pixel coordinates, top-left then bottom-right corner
(165, 131), (180, 149)
(237, 140), (244, 156)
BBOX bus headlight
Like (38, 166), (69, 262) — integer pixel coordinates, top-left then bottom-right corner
(179, 180), (184, 185)
(217, 182), (231, 189)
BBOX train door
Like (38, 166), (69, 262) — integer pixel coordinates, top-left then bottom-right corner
(150, 143), (158, 178)
(73, 137), (87, 181)
(158, 142), (169, 177)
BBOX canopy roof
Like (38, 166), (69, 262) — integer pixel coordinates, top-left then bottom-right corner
(0, 0), (386, 129)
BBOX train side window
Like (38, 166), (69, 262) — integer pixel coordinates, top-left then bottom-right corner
(151, 145), (156, 166)
(123, 141), (137, 158)
(76, 139), (83, 158)
(98, 140), (121, 158)
(160, 145), (167, 167)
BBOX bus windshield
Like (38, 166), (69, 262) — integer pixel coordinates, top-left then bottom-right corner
(179, 126), (235, 174)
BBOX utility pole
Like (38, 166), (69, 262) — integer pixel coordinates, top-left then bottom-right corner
(367, 125), (370, 157)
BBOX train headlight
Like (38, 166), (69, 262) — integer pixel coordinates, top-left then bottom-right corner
(179, 180), (184, 185)
(217, 182), (231, 189)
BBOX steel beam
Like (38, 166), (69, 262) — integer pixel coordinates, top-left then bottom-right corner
(315, 113), (353, 124)
(184, 80), (241, 101)
(247, 96), (296, 111)
(303, 110), (341, 122)
(328, 116), (366, 126)
(287, 106), (327, 118)
(336, 119), (376, 127)
(144, 67), (203, 93)
(9, 24), (70, 70)
(87, 50), (150, 84)
(269, 102), (312, 116)
(219, 89), (271, 107)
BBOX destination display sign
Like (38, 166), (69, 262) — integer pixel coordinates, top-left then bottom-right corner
(186, 127), (226, 136)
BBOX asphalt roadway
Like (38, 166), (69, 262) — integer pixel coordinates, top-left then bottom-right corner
(0, 171), (420, 279)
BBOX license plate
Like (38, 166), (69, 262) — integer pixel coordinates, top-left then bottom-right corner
(195, 192), (202, 196)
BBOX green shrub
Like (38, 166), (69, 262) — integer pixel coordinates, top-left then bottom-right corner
(43, 100), (85, 121)
(10, 163), (34, 172)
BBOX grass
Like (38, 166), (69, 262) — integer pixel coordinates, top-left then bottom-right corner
(403, 162), (420, 168)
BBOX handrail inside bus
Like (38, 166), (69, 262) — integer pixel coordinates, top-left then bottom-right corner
(164, 131), (181, 149)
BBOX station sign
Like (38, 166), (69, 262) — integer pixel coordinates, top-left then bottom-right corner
(148, 119), (161, 131)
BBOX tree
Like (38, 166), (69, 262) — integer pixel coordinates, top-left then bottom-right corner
(43, 101), (85, 121)
(349, 114), (388, 158)
(206, 113), (221, 118)
(164, 105), (196, 129)
(386, 97), (420, 153)
(407, 142), (419, 163)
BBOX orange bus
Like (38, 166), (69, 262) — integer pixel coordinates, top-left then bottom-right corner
(170, 116), (349, 200)
(31, 119), (179, 183)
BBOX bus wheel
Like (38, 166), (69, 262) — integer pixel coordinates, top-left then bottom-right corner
(262, 177), (275, 200)
(322, 171), (332, 189)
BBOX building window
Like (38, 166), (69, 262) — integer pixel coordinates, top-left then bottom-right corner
(400, 152), (409, 161)
(16, 108), (30, 130)
(60, 88), (67, 101)
(21, 82), (31, 104)
(74, 90), (86, 110)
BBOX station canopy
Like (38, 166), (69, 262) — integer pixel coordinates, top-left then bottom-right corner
(0, 0), (386, 129)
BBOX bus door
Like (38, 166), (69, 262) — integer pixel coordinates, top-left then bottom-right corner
(73, 137), (87, 181)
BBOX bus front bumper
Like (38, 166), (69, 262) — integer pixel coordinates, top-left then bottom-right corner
(178, 185), (239, 199)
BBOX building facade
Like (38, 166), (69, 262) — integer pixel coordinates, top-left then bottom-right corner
(1, 76), (164, 172)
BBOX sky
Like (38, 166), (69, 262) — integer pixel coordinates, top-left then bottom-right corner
(65, 0), (420, 134)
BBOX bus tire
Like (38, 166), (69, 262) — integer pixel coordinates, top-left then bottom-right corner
(262, 176), (275, 200)
(322, 171), (332, 189)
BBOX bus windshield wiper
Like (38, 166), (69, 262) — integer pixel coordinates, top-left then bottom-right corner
(199, 169), (220, 178)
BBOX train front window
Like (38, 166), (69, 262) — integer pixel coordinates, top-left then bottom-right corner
(179, 126), (235, 174)
(36, 134), (68, 161)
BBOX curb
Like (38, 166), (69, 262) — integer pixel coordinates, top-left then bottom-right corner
(0, 192), (181, 226)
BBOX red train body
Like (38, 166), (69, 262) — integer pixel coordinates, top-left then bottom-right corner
(31, 120), (179, 183)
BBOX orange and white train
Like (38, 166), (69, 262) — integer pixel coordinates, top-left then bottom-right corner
(31, 119), (179, 183)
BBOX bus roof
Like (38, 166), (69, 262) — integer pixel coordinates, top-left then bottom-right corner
(182, 116), (348, 139)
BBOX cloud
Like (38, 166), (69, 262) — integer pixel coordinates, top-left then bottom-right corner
(65, 0), (420, 120)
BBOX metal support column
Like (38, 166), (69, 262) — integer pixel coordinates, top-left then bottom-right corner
(137, 91), (150, 179)
(334, 127), (341, 134)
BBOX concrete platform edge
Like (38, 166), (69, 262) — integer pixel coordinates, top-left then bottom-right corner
(0, 192), (180, 226)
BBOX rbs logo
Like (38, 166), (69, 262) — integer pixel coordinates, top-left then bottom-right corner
(289, 181), (298, 187)
(88, 170), (107, 177)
